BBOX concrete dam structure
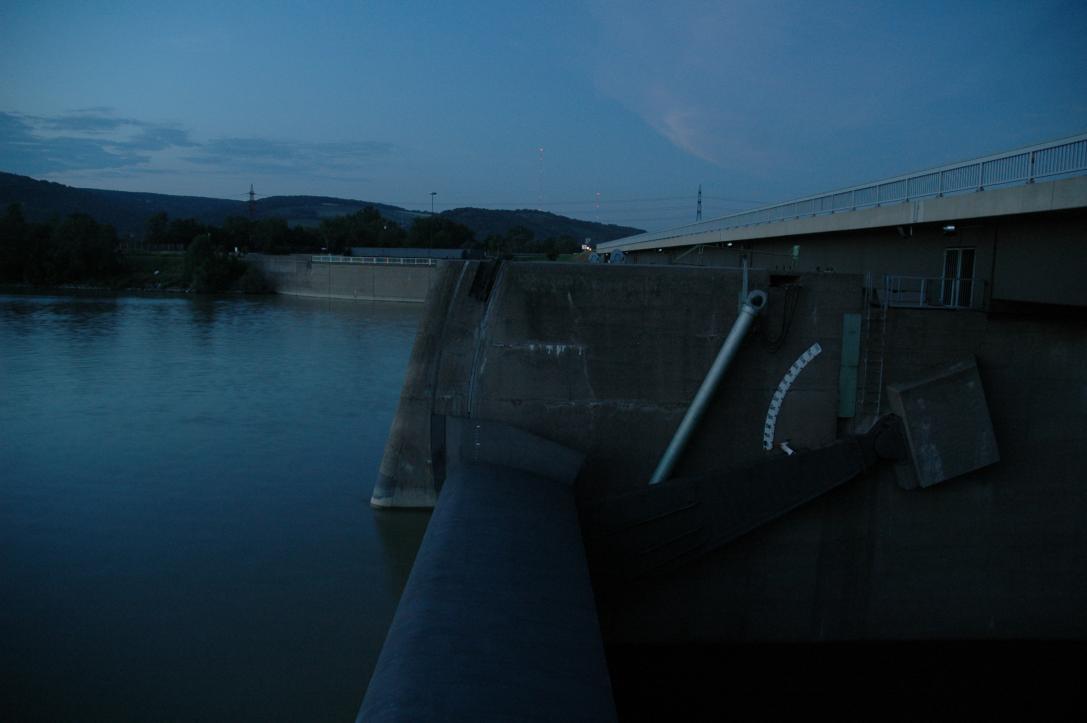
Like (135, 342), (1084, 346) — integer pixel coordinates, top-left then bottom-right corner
(374, 260), (856, 507)
(372, 259), (1087, 645)
(249, 253), (436, 303)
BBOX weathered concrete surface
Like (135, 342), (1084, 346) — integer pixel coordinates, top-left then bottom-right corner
(249, 253), (435, 302)
(361, 418), (614, 722)
(376, 259), (1087, 642)
(604, 306), (1087, 643)
(374, 260), (859, 506)
(886, 356), (999, 489)
(372, 260), (499, 506)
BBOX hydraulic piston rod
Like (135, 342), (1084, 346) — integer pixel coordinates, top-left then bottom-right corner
(648, 289), (767, 485)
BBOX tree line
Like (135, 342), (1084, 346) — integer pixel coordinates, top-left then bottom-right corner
(143, 206), (580, 258)
(0, 203), (256, 292)
(0, 203), (583, 291)
(1, 204), (125, 286)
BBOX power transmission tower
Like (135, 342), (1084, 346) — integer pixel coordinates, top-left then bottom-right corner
(248, 184), (256, 219)
(696, 184), (702, 221)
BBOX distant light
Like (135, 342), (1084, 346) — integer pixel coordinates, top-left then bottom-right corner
(657, 248), (663, 252)
(943, 224), (957, 233)
(726, 242), (733, 247)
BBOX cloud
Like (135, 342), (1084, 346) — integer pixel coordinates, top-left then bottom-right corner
(127, 126), (197, 151)
(586, 1), (1087, 189)
(0, 112), (151, 173)
(183, 137), (395, 175)
(0, 109), (393, 181)
(37, 112), (135, 133)
(65, 106), (118, 115)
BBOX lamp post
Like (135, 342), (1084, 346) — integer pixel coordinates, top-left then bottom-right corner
(429, 192), (437, 248)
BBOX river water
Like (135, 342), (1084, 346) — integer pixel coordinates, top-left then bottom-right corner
(0, 292), (429, 721)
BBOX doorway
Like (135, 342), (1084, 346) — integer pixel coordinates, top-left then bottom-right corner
(941, 247), (975, 307)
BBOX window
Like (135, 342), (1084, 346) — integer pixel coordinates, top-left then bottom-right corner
(941, 247), (975, 307)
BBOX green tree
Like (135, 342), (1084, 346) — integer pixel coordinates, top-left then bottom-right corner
(53, 213), (123, 282)
(319, 207), (405, 252)
(0, 203), (29, 282)
(184, 233), (241, 292)
(504, 225), (535, 252)
(220, 216), (253, 252)
(166, 217), (207, 248)
(251, 218), (293, 254)
(144, 211), (169, 247)
(407, 216), (475, 249)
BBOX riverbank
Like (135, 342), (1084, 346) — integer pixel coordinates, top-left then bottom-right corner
(0, 253), (274, 296)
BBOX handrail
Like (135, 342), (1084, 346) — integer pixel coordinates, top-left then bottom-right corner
(311, 255), (437, 266)
(884, 274), (979, 309)
(601, 132), (1087, 250)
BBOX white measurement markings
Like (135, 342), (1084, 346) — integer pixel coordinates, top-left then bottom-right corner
(762, 342), (822, 450)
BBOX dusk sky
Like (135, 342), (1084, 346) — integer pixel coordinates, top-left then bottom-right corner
(2, 1), (1085, 230)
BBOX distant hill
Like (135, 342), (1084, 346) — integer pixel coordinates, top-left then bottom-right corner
(0, 172), (642, 244)
(0, 172), (240, 237)
(440, 207), (641, 244)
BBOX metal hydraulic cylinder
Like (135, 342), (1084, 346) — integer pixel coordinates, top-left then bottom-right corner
(649, 289), (767, 485)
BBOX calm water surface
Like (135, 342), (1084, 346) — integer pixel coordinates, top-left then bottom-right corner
(0, 292), (429, 721)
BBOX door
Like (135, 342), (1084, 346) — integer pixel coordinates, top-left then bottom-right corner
(941, 247), (975, 307)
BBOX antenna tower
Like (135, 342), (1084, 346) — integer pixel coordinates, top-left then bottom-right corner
(696, 184), (702, 221)
(248, 184), (256, 219)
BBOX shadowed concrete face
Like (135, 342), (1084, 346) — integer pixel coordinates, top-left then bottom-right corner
(359, 418), (615, 722)
(887, 356), (999, 489)
(249, 254), (436, 302)
(372, 260), (856, 507)
(369, 259), (1087, 644)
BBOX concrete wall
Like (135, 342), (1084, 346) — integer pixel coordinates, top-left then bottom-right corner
(636, 223), (994, 280)
(631, 207), (1087, 308)
(990, 211), (1087, 306)
(375, 260), (1087, 641)
(249, 254), (436, 302)
(375, 260), (861, 506)
(607, 305), (1087, 643)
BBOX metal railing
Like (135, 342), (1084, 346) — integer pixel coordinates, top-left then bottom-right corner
(601, 132), (1087, 250)
(312, 255), (437, 266)
(884, 275), (980, 309)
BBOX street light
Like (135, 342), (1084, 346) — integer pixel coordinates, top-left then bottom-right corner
(429, 192), (437, 248)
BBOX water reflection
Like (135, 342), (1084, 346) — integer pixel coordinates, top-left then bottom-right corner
(187, 295), (221, 341)
(373, 508), (432, 592)
(0, 292), (425, 721)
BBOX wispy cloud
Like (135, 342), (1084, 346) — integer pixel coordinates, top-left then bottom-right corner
(0, 109), (394, 181)
(586, 1), (1087, 191)
(128, 126), (198, 151)
(37, 112), (136, 134)
(0, 111), (151, 173)
(184, 137), (394, 175)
